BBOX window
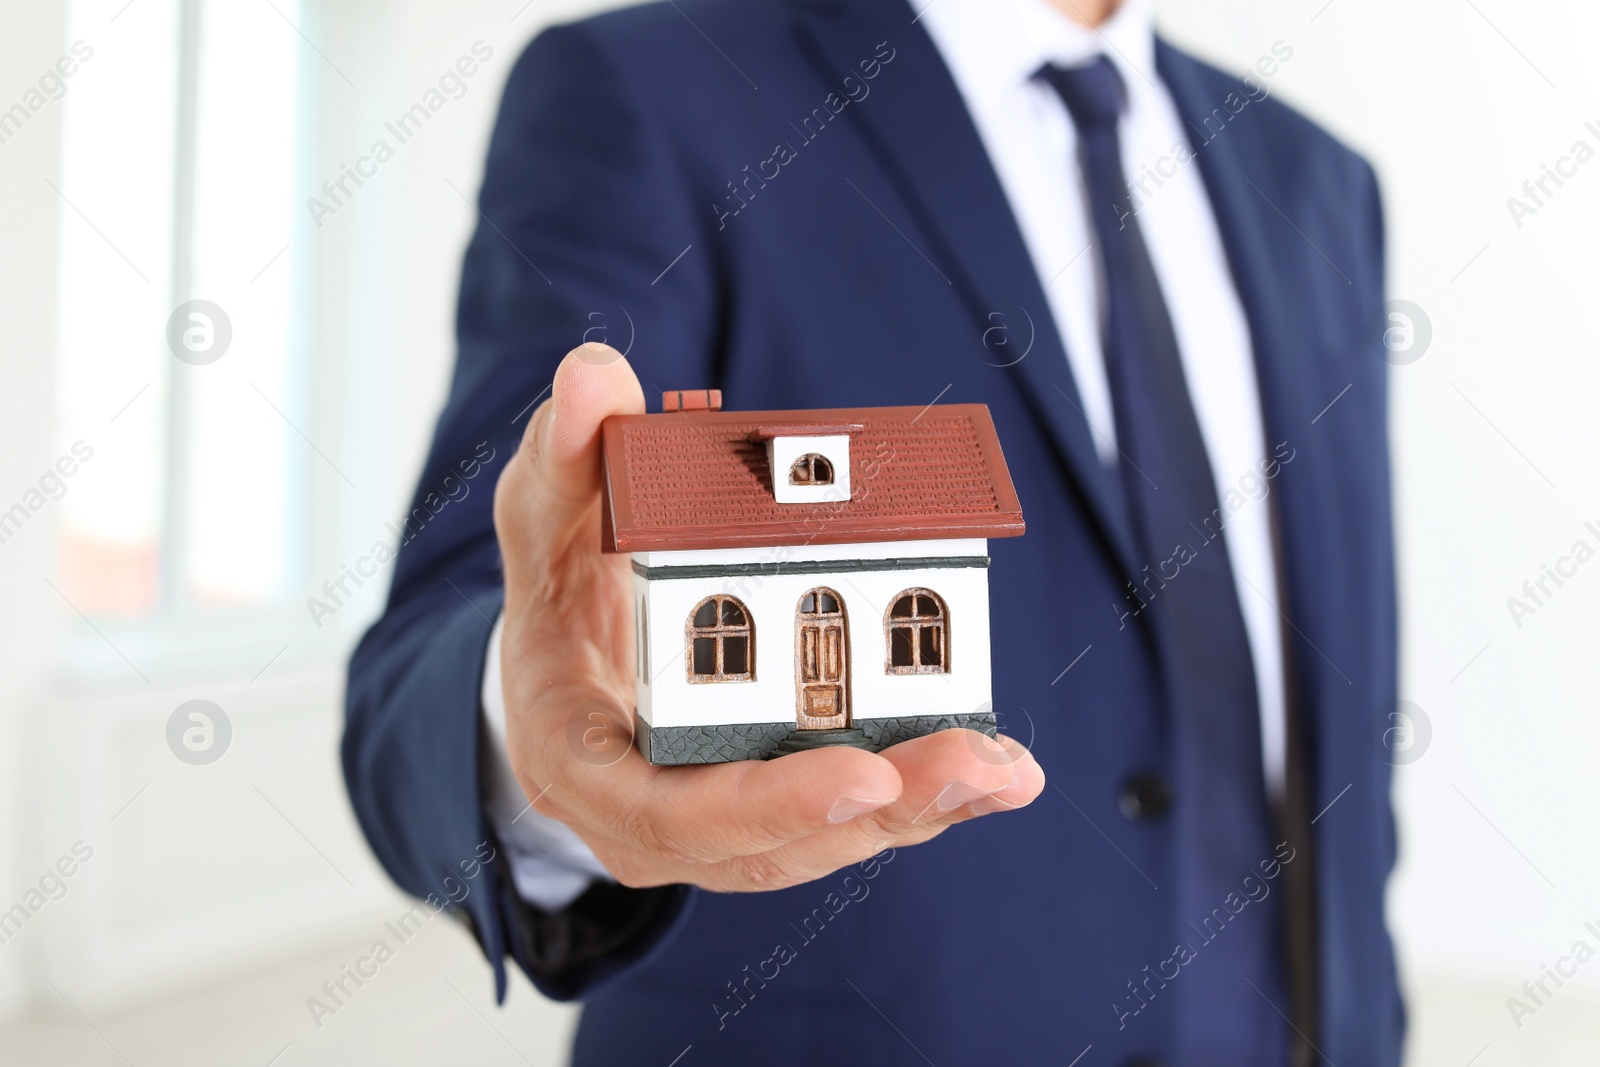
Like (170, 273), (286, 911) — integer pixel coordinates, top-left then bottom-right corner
(789, 453), (833, 486)
(53, 0), (320, 674)
(886, 590), (948, 673)
(799, 589), (841, 615)
(687, 595), (753, 682)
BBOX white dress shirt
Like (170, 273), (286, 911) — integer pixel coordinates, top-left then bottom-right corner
(482, 0), (1288, 913)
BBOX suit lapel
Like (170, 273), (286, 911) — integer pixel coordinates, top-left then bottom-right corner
(1155, 41), (1338, 716)
(789, 0), (1144, 582)
(1154, 42), (1323, 454)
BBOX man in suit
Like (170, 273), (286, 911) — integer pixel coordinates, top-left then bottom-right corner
(343, 0), (1401, 1063)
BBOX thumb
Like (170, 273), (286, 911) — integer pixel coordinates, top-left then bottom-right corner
(498, 342), (645, 537)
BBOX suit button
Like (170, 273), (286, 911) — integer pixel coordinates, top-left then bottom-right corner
(1118, 773), (1171, 821)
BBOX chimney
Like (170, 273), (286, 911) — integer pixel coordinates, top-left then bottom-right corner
(661, 389), (723, 413)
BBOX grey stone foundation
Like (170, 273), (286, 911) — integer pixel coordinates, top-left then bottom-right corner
(637, 711), (998, 766)
(859, 712), (997, 749)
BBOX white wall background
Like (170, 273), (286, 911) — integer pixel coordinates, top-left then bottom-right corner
(0, 0), (1596, 1064)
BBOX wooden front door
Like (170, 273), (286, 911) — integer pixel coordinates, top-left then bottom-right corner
(795, 588), (848, 730)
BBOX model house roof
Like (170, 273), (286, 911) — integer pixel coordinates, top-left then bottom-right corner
(599, 402), (1026, 552)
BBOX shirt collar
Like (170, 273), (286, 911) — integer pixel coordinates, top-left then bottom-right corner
(918, 0), (1157, 111)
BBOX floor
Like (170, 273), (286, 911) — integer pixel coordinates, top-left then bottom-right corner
(1399, 970), (1600, 1067)
(2, 929), (1597, 1066)
(0, 920), (580, 1067)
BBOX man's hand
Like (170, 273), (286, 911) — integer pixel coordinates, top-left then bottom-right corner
(492, 343), (1045, 894)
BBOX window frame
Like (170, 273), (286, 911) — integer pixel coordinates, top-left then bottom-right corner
(685, 594), (755, 683)
(884, 588), (949, 675)
(788, 453), (834, 486)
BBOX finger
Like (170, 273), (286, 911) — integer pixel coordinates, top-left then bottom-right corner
(862, 728), (1019, 832)
(698, 816), (936, 893)
(554, 732), (905, 865)
(540, 342), (645, 496)
(963, 733), (1046, 815)
(561, 731), (1042, 893)
(699, 730), (1037, 889)
(495, 342), (644, 550)
(626, 730), (1027, 874)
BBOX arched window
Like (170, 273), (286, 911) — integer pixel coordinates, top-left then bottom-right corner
(789, 453), (834, 486)
(885, 589), (948, 674)
(686, 595), (753, 682)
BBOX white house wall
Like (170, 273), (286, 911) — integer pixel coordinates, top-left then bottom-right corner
(634, 548), (992, 731)
(634, 537), (987, 569)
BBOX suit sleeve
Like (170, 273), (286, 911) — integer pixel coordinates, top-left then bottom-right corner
(342, 21), (720, 1004)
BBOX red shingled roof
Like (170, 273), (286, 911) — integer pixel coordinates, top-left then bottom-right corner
(599, 404), (1025, 553)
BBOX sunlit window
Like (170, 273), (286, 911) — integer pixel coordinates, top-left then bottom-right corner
(55, 0), (306, 621)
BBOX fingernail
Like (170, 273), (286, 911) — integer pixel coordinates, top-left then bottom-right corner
(828, 794), (895, 824)
(540, 396), (561, 444)
(574, 342), (621, 366)
(967, 793), (1020, 815)
(935, 779), (997, 812)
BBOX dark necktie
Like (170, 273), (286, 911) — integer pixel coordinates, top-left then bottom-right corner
(1040, 56), (1291, 1064)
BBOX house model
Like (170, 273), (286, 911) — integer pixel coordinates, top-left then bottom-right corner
(600, 390), (1026, 765)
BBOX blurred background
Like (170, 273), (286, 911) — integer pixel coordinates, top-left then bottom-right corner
(0, 0), (1596, 1063)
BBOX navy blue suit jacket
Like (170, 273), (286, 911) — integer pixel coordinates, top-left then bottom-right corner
(344, 0), (1401, 1062)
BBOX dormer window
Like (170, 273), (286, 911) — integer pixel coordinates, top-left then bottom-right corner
(789, 453), (834, 486)
(750, 422), (861, 505)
